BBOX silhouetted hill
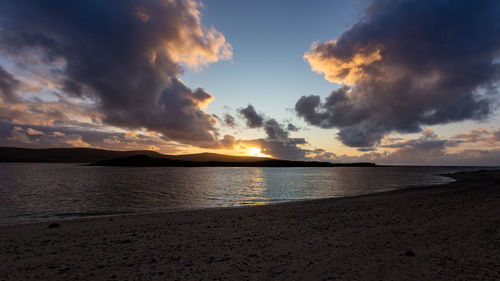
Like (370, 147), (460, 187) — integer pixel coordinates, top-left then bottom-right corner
(0, 147), (272, 163)
(0, 147), (377, 167)
(0, 147), (166, 163)
(166, 152), (271, 162)
(91, 155), (376, 167)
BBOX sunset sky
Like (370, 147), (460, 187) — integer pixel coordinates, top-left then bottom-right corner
(1, 0), (499, 165)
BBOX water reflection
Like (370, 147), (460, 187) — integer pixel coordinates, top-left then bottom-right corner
(236, 168), (267, 205)
(0, 163), (494, 225)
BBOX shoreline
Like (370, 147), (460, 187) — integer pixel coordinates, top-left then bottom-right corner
(1, 170), (499, 280)
(0, 170), (459, 228)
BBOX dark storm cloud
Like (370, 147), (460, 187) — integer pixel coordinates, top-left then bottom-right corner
(299, 0), (500, 147)
(238, 105), (264, 128)
(0, 65), (20, 102)
(103, 78), (218, 146)
(0, 0), (232, 147)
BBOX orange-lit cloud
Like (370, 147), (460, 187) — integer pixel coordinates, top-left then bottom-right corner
(134, 0), (233, 71)
(165, 26), (233, 70)
(304, 40), (382, 85)
(454, 127), (500, 146)
(7, 126), (91, 148)
(297, 0), (499, 149)
(0, 0), (234, 150)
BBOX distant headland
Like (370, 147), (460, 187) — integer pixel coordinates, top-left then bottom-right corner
(0, 147), (376, 167)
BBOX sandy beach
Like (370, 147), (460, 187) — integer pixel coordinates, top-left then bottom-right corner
(0, 170), (499, 280)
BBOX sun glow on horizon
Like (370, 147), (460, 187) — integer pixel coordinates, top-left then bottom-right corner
(245, 147), (271, 158)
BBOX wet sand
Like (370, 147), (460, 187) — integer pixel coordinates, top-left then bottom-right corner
(1, 170), (499, 280)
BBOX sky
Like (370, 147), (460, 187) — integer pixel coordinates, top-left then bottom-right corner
(0, 0), (499, 165)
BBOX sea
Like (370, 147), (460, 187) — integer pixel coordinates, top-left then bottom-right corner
(0, 163), (496, 225)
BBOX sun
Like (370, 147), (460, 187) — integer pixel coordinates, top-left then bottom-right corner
(246, 147), (271, 158)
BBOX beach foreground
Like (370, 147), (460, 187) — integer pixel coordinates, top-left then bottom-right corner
(1, 170), (499, 280)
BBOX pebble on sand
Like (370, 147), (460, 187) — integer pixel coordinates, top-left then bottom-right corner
(404, 250), (415, 257)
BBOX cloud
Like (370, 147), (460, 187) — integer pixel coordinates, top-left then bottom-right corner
(238, 105), (264, 128)
(245, 138), (308, 160)
(0, 0), (232, 148)
(357, 147), (376, 152)
(219, 134), (238, 149)
(264, 119), (289, 142)
(0, 65), (20, 103)
(377, 129), (459, 162)
(453, 127), (500, 146)
(25, 128), (43, 135)
(254, 119), (308, 159)
(308, 129), (456, 164)
(307, 129), (500, 166)
(298, 0), (500, 148)
(454, 128), (490, 143)
(0, 83), (114, 138)
(223, 113), (236, 127)
(0, 121), (193, 152)
(6, 126), (91, 148)
(306, 148), (337, 161)
(305, 41), (382, 85)
(238, 104), (309, 160)
(287, 123), (299, 132)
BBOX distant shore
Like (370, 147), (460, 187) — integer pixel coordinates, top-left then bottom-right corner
(1, 170), (499, 280)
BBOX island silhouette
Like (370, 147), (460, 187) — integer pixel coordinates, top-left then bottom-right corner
(0, 147), (376, 167)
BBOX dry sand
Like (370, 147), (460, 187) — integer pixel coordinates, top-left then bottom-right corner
(1, 170), (499, 280)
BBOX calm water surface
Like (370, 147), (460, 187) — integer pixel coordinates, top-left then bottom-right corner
(0, 164), (494, 225)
